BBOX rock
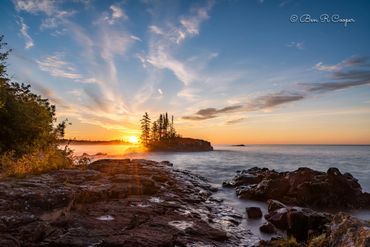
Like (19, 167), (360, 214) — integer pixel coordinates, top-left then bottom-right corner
(309, 212), (370, 247)
(265, 202), (331, 242)
(246, 207), (263, 219)
(264, 207), (289, 230)
(223, 166), (369, 209)
(262, 211), (370, 246)
(267, 200), (286, 213)
(0, 159), (254, 246)
(287, 207), (330, 242)
(259, 222), (276, 234)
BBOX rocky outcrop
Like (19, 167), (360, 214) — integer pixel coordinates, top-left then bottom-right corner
(264, 200), (331, 242)
(223, 167), (370, 209)
(148, 137), (213, 152)
(0, 159), (257, 246)
(309, 212), (370, 247)
(260, 202), (370, 246)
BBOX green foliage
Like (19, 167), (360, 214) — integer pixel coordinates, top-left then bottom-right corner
(0, 35), (66, 157)
(140, 112), (151, 146)
(139, 112), (179, 147)
(285, 237), (299, 247)
(0, 34), (73, 176)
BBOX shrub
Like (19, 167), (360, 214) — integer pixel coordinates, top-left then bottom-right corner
(1, 147), (73, 177)
(0, 35), (66, 157)
(0, 34), (73, 176)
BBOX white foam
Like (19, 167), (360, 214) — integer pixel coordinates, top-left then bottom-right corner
(149, 197), (164, 203)
(96, 215), (114, 221)
(168, 220), (193, 231)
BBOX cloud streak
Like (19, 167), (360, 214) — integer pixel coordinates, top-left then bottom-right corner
(184, 56), (370, 121)
(36, 53), (84, 80)
(17, 17), (34, 49)
(183, 105), (242, 120)
(226, 118), (246, 125)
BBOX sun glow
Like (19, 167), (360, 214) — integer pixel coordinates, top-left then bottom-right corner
(128, 136), (139, 144)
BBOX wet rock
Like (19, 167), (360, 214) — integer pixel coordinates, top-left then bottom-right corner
(310, 212), (370, 247)
(267, 199), (286, 213)
(265, 202), (331, 242)
(224, 166), (370, 209)
(246, 207), (262, 219)
(0, 159), (251, 246)
(264, 207), (289, 230)
(259, 222), (276, 234)
(262, 212), (370, 246)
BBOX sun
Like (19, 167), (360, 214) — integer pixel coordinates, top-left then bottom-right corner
(128, 136), (139, 144)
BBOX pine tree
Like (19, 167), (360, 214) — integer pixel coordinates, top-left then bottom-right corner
(151, 121), (158, 142)
(169, 115), (176, 138)
(163, 112), (168, 138)
(158, 114), (163, 140)
(140, 112), (151, 146)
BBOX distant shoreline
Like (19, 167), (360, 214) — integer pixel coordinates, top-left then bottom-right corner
(58, 139), (130, 145)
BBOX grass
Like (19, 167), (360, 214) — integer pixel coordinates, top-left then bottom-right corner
(0, 146), (73, 177)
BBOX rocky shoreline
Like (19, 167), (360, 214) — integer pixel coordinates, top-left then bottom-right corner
(0, 159), (254, 246)
(223, 166), (370, 246)
(0, 160), (369, 246)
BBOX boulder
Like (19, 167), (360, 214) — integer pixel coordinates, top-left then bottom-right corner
(223, 166), (369, 209)
(267, 200), (286, 213)
(259, 222), (276, 234)
(246, 207), (263, 219)
(265, 202), (331, 242)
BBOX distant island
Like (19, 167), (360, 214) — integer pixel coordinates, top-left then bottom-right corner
(59, 139), (130, 145)
(140, 112), (213, 152)
(231, 144), (245, 147)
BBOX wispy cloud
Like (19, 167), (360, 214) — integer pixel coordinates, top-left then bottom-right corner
(226, 117), (246, 125)
(36, 52), (84, 80)
(17, 16), (34, 49)
(148, 25), (163, 35)
(314, 56), (369, 72)
(247, 91), (306, 111)
(178, 0), (214, 43)
(287, 41), (304, 50)
(139, 0), (215, 87)
(183, 105), (242, 120)
(101, 4), (128, 25)
(13, 0), (56, 15)
(184, 56), (370, 121)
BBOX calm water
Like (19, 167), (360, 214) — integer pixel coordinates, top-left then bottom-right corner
(69, 144), (370, 228)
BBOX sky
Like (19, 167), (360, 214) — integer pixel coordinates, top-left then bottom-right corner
(1, 0), (370, 144)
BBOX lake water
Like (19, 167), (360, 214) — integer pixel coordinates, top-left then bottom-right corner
(69, 144), (370, 237)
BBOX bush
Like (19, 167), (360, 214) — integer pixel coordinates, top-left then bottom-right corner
(1, 147), (73, 177)
(0, 34), (73, 176)
(0, 35), (67, 157)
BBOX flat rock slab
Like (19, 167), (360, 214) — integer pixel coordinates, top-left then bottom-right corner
(0, 159), (258, 247)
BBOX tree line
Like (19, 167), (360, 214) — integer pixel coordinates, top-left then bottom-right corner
(0, 34), (72, 176)
(140, 112), (179, 146)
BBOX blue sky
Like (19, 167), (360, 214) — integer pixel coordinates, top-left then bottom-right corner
(1, 0), (370, 143)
